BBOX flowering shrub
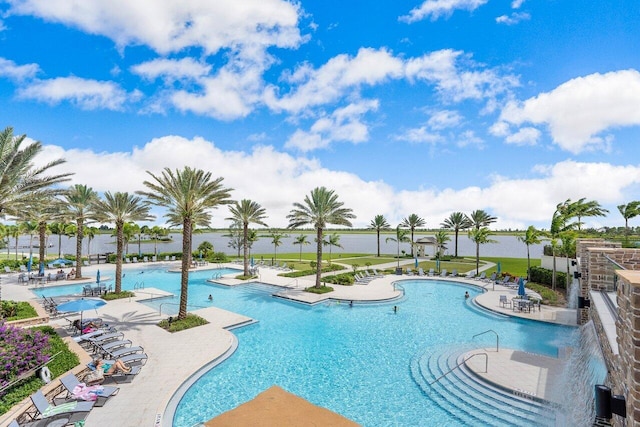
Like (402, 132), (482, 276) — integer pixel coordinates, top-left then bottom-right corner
(0, 322), (49, 389)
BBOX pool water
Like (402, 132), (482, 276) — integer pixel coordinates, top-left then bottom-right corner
(166, 279), (576, 427)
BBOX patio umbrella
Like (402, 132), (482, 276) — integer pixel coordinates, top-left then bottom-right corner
(518, 277), (526, 297)
(27, 254), (32, 272)
(96, 269), (101, 284)
(39, 262), (45, 277)
(414, 257), (418, 268)
(56, 298), (106, 326)
(496, 262), (501, 275)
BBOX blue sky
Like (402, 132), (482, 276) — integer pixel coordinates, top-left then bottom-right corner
(1, 0), (639, 229)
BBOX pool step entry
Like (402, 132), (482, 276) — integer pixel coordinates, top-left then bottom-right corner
(410, 344), (556, 427)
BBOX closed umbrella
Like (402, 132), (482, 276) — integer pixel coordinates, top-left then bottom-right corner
(39, 262), (45, 277)
(518, 277), (526, 297)
(496, 262), (501, 275)
(96, 269), (101, 284)
(414, 257), (418, 268)
(56, 298), (106, 327)
(27, 254), (33, 272)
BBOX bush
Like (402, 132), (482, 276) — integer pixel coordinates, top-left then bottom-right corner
(0, 322), (50, 390)
(529, 266), (568, 289)
(235, 274), (257, 280)
(305, 285), (334, 294)
(282, 264), (344, 278)
(1, 301), (37, 321)
(158, 313), (208, 332)
(102, 291), (135, 301)
(210, 252), (228, 262)
(323, 273), (355, 286)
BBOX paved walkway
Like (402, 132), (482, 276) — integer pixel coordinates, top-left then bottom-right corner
(0, 260), (576, 426)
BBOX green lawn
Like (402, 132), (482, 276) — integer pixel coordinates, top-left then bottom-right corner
(481, 257), (541, 278)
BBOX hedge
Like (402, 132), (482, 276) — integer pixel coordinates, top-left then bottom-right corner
(529, 266), (568, 289)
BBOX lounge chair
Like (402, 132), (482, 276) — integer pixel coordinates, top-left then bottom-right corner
(164, 255), (170, 261)
(171, 256), (176, 261)
(499, 295), (512, 308)
(30, 389), (94, 425)
(143, 256), (149, 262)
(132, 257), (138, 263)
(405, 268), (414, 276)
(4, 266), (11, 273)
(20, 265), (28, 272)
(418, 268), (425, 276)
(60, 373), (119, 407)
(464, 270), (476, 279)
(428, 268), (435, 276)
(486, 272), (497, 282)
(475, 272), (486, 281)
(449, 269), (458, 277)
(47, 263), (55, 269)
(106, 345), (144, 359)
(440, 269), (447, 277)
(496, 275), (511, 285)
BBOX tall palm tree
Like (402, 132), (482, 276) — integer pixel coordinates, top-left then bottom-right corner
(571, 198), (609, 231)
(121, 222), (138, 257)
(401, 214), (426, 257)
(441, 212), (472, 258)
(0, 127), (72, 217)
(20, 221), (38, 269)
(267, 229), (287, 264)
(468, 227), (497, 274)
(323, 233), (342, 264)
(92, 192), (153, 293)
(287, 187), (355, 288)
(369, 215), (390, 257)
(64, 184), (98, 279)
(8, 225), (20, 260)
(138, 167), (232, 319)
(386, 226), (410, 270)
(20, 197), (62, 274)
(517, 225), (544, 280)
(226, 199), (268, 276)
(547, 200), (579, 291)
(149, 225), (168, 258)
(466, 210), (497, 271)
(49, 221), (70, 259)
(293, 234), (310, 261)
(618, 202), (640, 239)
(85, 226), (98, 259)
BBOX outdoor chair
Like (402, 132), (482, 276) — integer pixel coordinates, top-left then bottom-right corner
(449, 269), (458, 277)
(4, 266), (11, 273)
(30, 389), (94, 425)
(60, 373), (119, 407)
(418, 268), (425, 276)
(475, 272), (486, 280)
(428, 268), (435, 276)
(499, 295), (511, 308)
(440, 269), (448, 277)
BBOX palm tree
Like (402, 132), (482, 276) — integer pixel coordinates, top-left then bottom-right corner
(517, 225), (544, 279)
(121, 222), (138, 257)
(85, 226), (98, 259)
(92, 192), (153, 293)
(49, 221), (70, 259)
(369, 215), (390, 257)
(8, 225), (20, 260)
(386, 226), (410, 270)
(0, 127), (72, 217)
(20, 221), (38, 269)
(226, 224), (243, 257)
(64, 184), (98, 279)
(547, 200), (579, 291)
(20, 198), (62, 274)
(226, 199), (268, 276)
(293, 234), (310, 261)
(466, 210), (497, 271)
(323, 233), (342, 264)
(267, 229), (287, 264)
(401, 214), (426, 257)
(468, 227), (497, 274)
(138, 167), (232, 320)
(441, 212), (472, 258)
(571, 198), (609, 231)
(618, 202), (640, 240)
(287, 187), (355, 288)
(434, 230), (450, 258)
(0, 224), (11, 258)
(149, 225), (167, 258)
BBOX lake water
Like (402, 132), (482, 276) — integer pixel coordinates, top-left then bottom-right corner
(12, 232), (542, 260)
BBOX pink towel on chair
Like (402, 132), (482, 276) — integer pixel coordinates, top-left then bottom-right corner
(72, 383), (104, 401)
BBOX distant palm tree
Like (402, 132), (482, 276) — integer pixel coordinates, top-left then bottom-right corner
(547, 200), (579, 291)
(468, 227), (497, 274)
(517, 225), (544, 279)
(121, 222), (138, 257)
(293, 234), (310, 261)
(8, 225), (20, 260)
(618, 202), (640, 239)
(49, 221), (70, 259)
(434, 230), (450, 258)
(401, 214), (426, 257)
(287, 187), (355, 288)
(149, 225), (168, 258)
(64, 184), (98, 279)
(227, 199), (268, 276)
(139, 167), (232, 319)
(20, 221), (38, 266)
(369, 215), (390, 257)
(267, 229), (287, 264)
(92, 192), (153, 293)
(0, 127), (72, 217)
(323, 233), (342, 264)
(386, 226), (410, 270)
(571, 198), (609, 231)
(466, 210), (497, 271)
(441, 212), (472, 257)
(85, 226), (98, 258)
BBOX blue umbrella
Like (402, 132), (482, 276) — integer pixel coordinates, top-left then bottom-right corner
(96, 269), (101, 284)
(27, 254), (32, 272)
(51, 258), (72, 266)
(250, 257), (254, 267)
(518, 277), (526, 297)
(39, 262), (45, 277)
(414, 257), (418, 268)
(56, 298), (106, 326)
(497, 262), (501, 275)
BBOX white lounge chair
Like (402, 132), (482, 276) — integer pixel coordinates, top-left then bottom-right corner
(440, 269), (448, 277)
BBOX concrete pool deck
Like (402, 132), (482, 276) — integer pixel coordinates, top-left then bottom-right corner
(0, 261), (576, 426)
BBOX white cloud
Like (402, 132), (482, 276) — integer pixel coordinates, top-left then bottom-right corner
(400, 0), (488, 23)
(427, 109), (462, 130)
(511, 0), (525, 8)
(505, 127), (540, 145)
(265, 47), (403, 114)
(456, 130), (483, 147)
(0, 57), (40, 81)
(35, 136), (640, 230)
(498, 69), (640, 153)
(285, 100), (379, 151)
(5, 0), (304, 56)
(394, 126), (443, 144)
(496, 12), (530, 25)
(17, 76), (138, 110)
(131, 58), (212, 82)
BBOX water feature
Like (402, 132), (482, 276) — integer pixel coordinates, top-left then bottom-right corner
(552, 321), (607, 426)
(567, 275), (579, 309)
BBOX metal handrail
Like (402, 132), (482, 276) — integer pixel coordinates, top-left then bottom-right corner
(429, 352), (488, 385)
(472, 329), (499, 352)
(159, 301), (207, 316)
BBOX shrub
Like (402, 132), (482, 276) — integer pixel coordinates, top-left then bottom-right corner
(323, 273), (355, 286)
(158, 314), (208, 332)
(0, 322), (50, 390)
(1, 301), (37, 321)
(282, 264), (344, 278)
(529, 266), (568, 289)
(211, 252), (228, 262)
(305, 285), (334, 294)
(102, 291), (135, 301)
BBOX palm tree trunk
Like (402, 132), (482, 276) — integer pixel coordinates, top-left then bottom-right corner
(115, 221), (124, 293)
(315, 227), (323, 288)
(76, 218), (83, 279)
(179, 218), (192, 320)
(243, 222), (249, 276)
(552, 251), (557, 292)
(376, 230), (380, 257)
(475, 241), (480, 275)
(38, 222), (46, 274)
(58, 233), (62, 258)
(526, 245), (531, 280)
(410, 229), (414, 257)
(454, 230), (459, 257)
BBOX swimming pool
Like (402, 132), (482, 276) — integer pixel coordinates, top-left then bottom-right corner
(164, 278), (577, 426)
